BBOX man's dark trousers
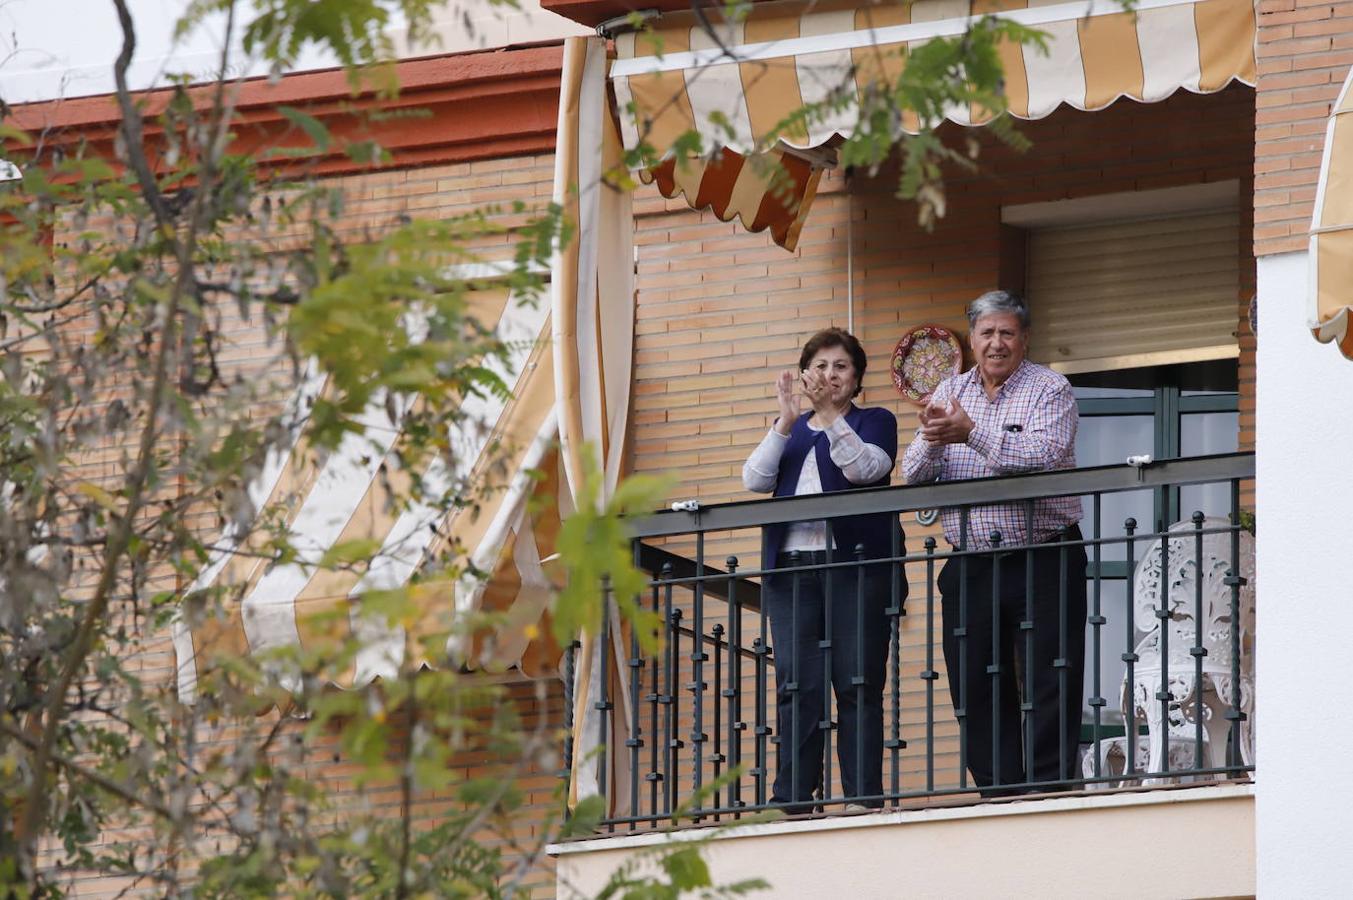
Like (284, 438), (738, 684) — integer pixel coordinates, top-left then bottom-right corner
(764, 557), (897, 809)
(938, 525), (1089, 793)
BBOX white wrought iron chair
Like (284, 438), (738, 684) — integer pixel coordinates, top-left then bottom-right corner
(1083, 516), (1256, 787)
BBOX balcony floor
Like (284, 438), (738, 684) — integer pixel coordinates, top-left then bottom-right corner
(550, 782), (1255, 899)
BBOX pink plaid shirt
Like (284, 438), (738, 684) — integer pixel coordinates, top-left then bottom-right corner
(902, 360), (1082, 549)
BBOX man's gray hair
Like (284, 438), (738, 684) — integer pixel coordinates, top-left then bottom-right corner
(967, 290), (1030, 331)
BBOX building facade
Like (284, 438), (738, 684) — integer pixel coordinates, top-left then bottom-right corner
(7, 0), (1353, 896)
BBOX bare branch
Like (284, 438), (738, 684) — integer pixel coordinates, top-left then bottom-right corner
(0, 718), (179, 824)
(16, 0), (190, 857)
(110, 0), (172, 229)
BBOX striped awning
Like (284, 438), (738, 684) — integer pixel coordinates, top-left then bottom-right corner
(175, 37), (639, 735)
(643, 146), (825, 253)
(612, 0), (1257, 251)
(173, 281), (568, 704)
(554, 37), (639, 810)
(1310, 64), (1353, 359)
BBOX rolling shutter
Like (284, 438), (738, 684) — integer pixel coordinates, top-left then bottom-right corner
(1026, 210), (1240, 374)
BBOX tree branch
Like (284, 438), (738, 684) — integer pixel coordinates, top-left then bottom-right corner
(195, 280), (301, 305)
(395, 669), (416, 900)
(15, 5), (190, 873)
(110, 0), (172, 229)
(0, 719), (178, 824)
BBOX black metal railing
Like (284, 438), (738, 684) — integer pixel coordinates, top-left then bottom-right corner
(565, 453), (1255, 829)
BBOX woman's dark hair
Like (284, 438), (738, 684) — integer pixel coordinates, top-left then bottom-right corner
(798, 327), (867, 398)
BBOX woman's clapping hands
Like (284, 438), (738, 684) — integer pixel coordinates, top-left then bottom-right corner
(774, 370), (799, 436)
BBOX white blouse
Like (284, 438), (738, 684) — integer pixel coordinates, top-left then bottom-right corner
(741, 416), (894, 552)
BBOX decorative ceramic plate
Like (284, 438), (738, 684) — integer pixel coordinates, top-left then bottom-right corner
(891, 324), (962, 405)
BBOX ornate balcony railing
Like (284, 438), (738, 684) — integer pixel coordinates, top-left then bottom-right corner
(565, 453), (1255, 830)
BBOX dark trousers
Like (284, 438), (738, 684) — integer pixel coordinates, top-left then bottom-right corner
(763, 556), (901, 809)
(938, 526), (1088, 793)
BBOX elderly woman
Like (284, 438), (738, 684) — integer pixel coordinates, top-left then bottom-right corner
(742, 327), (904, 812)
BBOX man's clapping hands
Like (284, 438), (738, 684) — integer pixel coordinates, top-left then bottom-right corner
(918, 397), (974, 445)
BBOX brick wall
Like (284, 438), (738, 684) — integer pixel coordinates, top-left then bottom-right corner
(1254, 0), (1353, 256)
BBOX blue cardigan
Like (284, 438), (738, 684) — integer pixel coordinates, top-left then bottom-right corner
(761, 405), (900, 570)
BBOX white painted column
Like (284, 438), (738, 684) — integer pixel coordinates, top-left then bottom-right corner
(1255, 250), (1353, 898)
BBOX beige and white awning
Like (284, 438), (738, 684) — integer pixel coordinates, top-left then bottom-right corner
(175, 37), (641, 734)
(553, 36), (641, 809)
(1310, 64), (1353, 360)
(173, 280), (568, 705)
(612, 0), (1256, 251)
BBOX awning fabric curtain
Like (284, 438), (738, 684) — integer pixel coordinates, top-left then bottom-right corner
(1310, 63), (1353, 360)
(173, 284), (565, 703)
(172, 287), (567, 705)
(552, 36), (638, 809)
(174, 36), (639, 800)
(611, 0), (1257, 251)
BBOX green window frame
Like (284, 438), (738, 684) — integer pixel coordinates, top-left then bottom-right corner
(1071, 363), (1239, 734)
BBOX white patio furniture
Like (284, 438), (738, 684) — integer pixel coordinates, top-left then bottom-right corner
(1081, 735), (1227, 790)
(1082, 516), (1255, 788)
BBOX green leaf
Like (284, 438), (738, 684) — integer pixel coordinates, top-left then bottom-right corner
(560, 794), (606, 839)
(660, 846), (711, 890)
(0, 123), (34, 146)
(318, 537), (382, 568)
(276, 105), (333, 153)
(552, 450), (673, 650)
(75, 481), (121, 513)
(345, 139), (389, 165)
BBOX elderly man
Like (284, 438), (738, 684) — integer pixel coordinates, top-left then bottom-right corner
(902, 290), (1087, 794)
